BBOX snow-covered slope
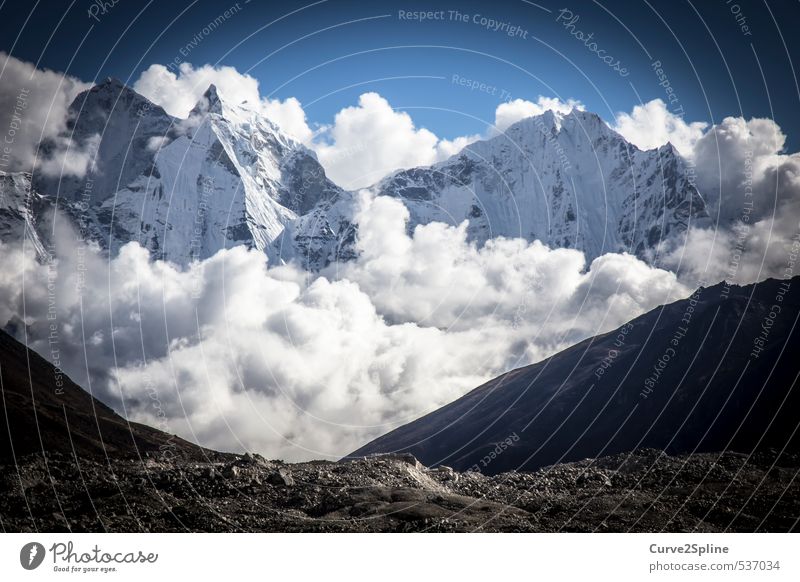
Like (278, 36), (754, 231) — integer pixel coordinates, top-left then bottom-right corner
(285, 109), (708, 266)
(0, 171), (47, 258)
(33, 79), (343, 265)
(388, 110), (707, 260)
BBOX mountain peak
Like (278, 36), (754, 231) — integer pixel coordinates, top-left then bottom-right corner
(189, 83), (228, 117)
(77, 77), (165, 117)
(96, 76), (125, 90)
(204, 83), (223, 110)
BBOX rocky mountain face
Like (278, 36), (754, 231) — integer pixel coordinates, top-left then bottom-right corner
(0, 171), (48, 258)
(2, 80), (706, 270)
(375, 110), (708, 260)
(287, 109), (709, 267)
(351, 277), (800, 474)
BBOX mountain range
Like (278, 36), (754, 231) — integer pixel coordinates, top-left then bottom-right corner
(1, 78), (709, 270)
(1, 78), (796, 479)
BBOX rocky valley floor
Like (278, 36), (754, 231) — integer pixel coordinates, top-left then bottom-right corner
(1, 449), (797, 533)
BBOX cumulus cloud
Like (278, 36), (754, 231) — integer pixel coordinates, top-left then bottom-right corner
(658, 116), (800, 284)
(494, 96), (584, 133)
(0, 195), (690, 460)
(692, 116), (791, 218)
(313, 93), (461, 189)
(613, 98), (708, 156)
(0, 52), (91, 174)
(133, 62), (315, 144)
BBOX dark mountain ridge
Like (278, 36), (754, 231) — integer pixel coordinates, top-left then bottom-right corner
(350, 277), (800, 474)
(0, 329), (210, 462)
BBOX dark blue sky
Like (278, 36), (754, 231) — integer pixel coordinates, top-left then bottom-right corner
(3, 0), (799, 149)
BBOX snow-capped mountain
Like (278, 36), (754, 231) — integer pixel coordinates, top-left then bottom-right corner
(287, 109), (709, 267)
(32, 79), (344, 265)
(4, 79), (707, 271)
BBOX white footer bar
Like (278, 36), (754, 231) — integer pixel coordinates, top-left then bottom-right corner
(1, 533), (796, 580)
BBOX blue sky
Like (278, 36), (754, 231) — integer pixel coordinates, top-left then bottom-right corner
(2, 0), (799, 149)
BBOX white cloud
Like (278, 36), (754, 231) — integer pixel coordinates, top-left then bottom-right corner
(0, 196), (691, 461)
(146, 135), (170, 152)
(658, 116), (800, 285)
(494, 96), (583, 133)
(260, 96), (314, 144)
(613, 98), (708, 156)
(692, 116), (791, 217)
(133, 62), (315, 144)
(0, 52), (91, 174)
(313, 92), (443, 189)
(133, 62), (259, 118)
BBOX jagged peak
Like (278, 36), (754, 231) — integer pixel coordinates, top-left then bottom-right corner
(202, 83), (223, 113)
(661, 141), (680, 155)
(189, 83), (241, 120)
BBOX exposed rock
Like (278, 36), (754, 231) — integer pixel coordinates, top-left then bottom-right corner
(267, 468), (295, 487)
(1, 449), (796, 532)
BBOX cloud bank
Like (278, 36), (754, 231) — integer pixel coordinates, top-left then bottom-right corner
(0, 196), (689, 460)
